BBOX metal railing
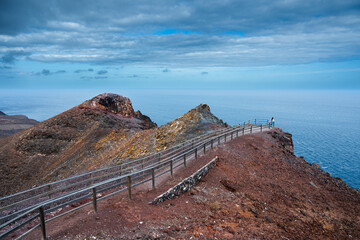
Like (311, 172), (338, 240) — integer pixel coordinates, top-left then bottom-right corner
(0, 125), (238, 221)
(0, 119), (271, 239)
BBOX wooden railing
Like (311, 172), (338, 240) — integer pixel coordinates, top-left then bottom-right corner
(0, 120), (271, 239)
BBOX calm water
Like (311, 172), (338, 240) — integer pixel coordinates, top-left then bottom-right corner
(1, 89), (359, 190)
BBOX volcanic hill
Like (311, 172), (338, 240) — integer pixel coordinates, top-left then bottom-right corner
(0, 112), (38, 139)
(0, 93), (227, 196)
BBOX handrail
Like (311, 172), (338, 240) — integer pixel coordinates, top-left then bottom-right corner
(0, 126), (242, 224)
(0, 119), (270, 239)
(0, 123), (234, 202)
(0, 125), (240, 213)
(0, 122), (262, 218)
(0, 123), (257, 213)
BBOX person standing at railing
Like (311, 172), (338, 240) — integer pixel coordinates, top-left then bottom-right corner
(270, 117), (275, 128)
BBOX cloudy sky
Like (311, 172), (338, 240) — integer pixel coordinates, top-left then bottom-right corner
(0, 0), (360, 90)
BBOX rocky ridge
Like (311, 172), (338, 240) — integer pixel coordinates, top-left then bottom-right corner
(154, 104), (228, 151)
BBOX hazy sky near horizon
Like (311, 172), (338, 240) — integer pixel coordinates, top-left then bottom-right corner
(0, 0), (360, 90)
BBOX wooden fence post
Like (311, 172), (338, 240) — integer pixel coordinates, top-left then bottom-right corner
(225, 134), (227, 142)
(48, 185), (52, 199)
(170, 160), (173, 177)
(204, 143), (206, 153)
(261, 125), (263, 132)
(236, 130), (238, 137)
(92, 188), (97, 213)
(90, 173), (94, 185)
(195, 148), (197, 159)
(152, 168), (155, 189)
(231, 132), (233, 140)
(218, 136), (220, 144)
(184, 154), (187, 167)
(250, 125), (253, 134)
(242, 127), (245, 135)
(39, 206), (46, 240)
(211, 139), (213, 148)
(127, 176), (132, 200)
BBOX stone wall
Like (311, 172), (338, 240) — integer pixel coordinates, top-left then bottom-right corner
(149, 156), (219, 204)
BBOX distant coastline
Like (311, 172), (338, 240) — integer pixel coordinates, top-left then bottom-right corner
(0, 111), (39, 139)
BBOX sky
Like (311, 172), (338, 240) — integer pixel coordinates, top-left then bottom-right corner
(0, 0), (360, 90)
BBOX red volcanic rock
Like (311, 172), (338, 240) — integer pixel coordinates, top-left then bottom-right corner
(82, 93), (136, 117)
(81, 93), (156, 129)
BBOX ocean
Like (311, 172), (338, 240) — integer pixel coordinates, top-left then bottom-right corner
(1, 89), (359, 190)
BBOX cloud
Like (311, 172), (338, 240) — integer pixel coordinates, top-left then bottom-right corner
(201, 72), (208, 75)
(0, 65), (12, 69)
(34, 69), (66, 76)
(41, 69), (50, 76)
(1, 0), (359, 35)
(128, 74), (138, 78)
(95, 76), (107, 79)
(97, 70), (108, 75)
(74, 68), (94, 73)
(0, 1), (359, 67)
(1, 50), (30, 64)
(162, 68), (170, 72)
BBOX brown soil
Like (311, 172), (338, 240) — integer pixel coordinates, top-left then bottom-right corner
(24, 128), (360, 240)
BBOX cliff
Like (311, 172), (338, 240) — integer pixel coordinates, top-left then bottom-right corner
(37, 128), (360, 240)
(0, 112), (39, 139)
